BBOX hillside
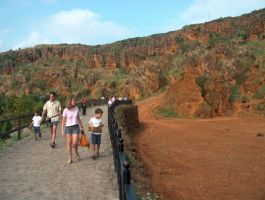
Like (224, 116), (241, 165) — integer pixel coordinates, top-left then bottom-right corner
(0, 8), (265, 118)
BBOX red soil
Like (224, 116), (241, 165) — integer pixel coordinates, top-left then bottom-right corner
(136, 95), (265, 200)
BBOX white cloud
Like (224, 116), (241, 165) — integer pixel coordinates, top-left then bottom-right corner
(13, 31), (50, 50)
(165, 0), (265, 31)
(0, 28), (14, 51)
(14, 8), (133, 49)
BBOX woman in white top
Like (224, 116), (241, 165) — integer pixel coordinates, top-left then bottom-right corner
(61, 97), (84, 164)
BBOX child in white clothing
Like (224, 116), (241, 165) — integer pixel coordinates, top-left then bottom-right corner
(30, 111), (42, 140)
(88, 108), (104, 159)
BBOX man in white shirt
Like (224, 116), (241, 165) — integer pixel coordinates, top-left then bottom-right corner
(42, 92), (62, 148)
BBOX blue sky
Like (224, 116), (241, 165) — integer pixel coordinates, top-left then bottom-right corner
(0, 0), (264, 53)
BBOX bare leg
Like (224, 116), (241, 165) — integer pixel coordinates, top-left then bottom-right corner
(91, 144), (96, 159)
(72, 134), (80, 160)
(96, 144), (100, 157)
(52, 125), (57, 144)
(67, 134), (72, 163)
(50, 126), (53, 143)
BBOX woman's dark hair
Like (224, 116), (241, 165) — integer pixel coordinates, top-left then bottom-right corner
(95, 108), (103, 114)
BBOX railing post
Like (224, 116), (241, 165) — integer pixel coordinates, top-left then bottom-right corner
(123, 160), (131, 184)
(118, 128), (122, 138)
(17, 118), (21, 140)
(119, 138), (124, 152)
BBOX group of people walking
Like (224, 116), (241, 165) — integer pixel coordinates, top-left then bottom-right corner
(30, 92), (104, 164)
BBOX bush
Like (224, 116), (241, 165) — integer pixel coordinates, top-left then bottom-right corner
(240, 95), (249, 103)
(229, 84), (240, 103)
(156, 107), (177, 118)
(0, 121), (12, 140)
(195, 75), (208, 97)
(255, 101), (265, 116)
(208, 32), (230, 47)
(253, 84), (265, 99)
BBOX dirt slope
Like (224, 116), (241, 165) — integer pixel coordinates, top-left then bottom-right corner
(136, 95), (265, 200)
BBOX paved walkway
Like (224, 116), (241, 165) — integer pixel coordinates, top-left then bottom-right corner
(0, 106), (118, 200)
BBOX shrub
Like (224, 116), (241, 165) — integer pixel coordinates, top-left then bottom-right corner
(156, 107), (177, 118)
(255, 102), (265, 114)
(240, 95), (249, 103)
(0, 121), (12, 140)
(229, 84), (240, 103)
(253, 84), (265, 99)
(208, 32), (230, 47)
(195, 75), (208, 97)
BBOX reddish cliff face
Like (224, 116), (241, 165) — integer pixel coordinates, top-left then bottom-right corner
(0, 9), (265, 118)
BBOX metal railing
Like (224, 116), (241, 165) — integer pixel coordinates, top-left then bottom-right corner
(0, 113), (33, 140)
(108, 100), (137, 200)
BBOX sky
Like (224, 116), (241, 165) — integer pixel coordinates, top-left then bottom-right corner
(0, 0), (264, 53)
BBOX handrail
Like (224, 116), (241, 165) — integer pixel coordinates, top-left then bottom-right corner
(108, 100), (137, 200)
(0, 113), (33, 140)
(0, 113), (32, 124)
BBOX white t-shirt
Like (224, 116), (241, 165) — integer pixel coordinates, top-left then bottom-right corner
(32, 116), (42, 127)
(89, 117), (103, 135)
(62, 107), (80, 127)
(108, 100), (112, 107)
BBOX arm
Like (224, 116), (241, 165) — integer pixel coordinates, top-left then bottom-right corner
(61, 116), (66, 136)
(88, 119), (93, 131)
(58, 102), (62, 122)
(29, 121), (33, 128)
(42, 102), (47, 120)
(59, 110), (62, 122)
(41, 110), (46, 121)
(78, 113), (84, 132)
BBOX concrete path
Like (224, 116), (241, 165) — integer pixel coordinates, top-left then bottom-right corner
(0, 106), (118, 200)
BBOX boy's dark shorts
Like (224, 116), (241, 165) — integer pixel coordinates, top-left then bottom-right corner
(33, 126), (40, 134)
(91, 133), (101, 145)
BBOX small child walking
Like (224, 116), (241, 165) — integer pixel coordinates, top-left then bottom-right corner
(88, 108), (104, 159)
(30, 111), (42, 140)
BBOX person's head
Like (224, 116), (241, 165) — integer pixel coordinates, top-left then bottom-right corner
(34, 111), (39, 116)
(66, 97), (76, 109)
(49, 92), (56, 102)
(95, 108), (103, 118)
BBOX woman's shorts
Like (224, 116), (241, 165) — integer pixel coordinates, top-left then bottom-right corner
(91, 133), (101, 145)
(65, 124), (80, 134)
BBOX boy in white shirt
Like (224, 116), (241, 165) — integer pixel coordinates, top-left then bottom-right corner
(30, 111), (42, 140)
(88, 108), (104, 159)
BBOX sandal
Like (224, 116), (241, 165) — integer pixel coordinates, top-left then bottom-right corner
(68, 159), (72, 164)
(50, 142), (55, 148)
(91, 155), (96, 160)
